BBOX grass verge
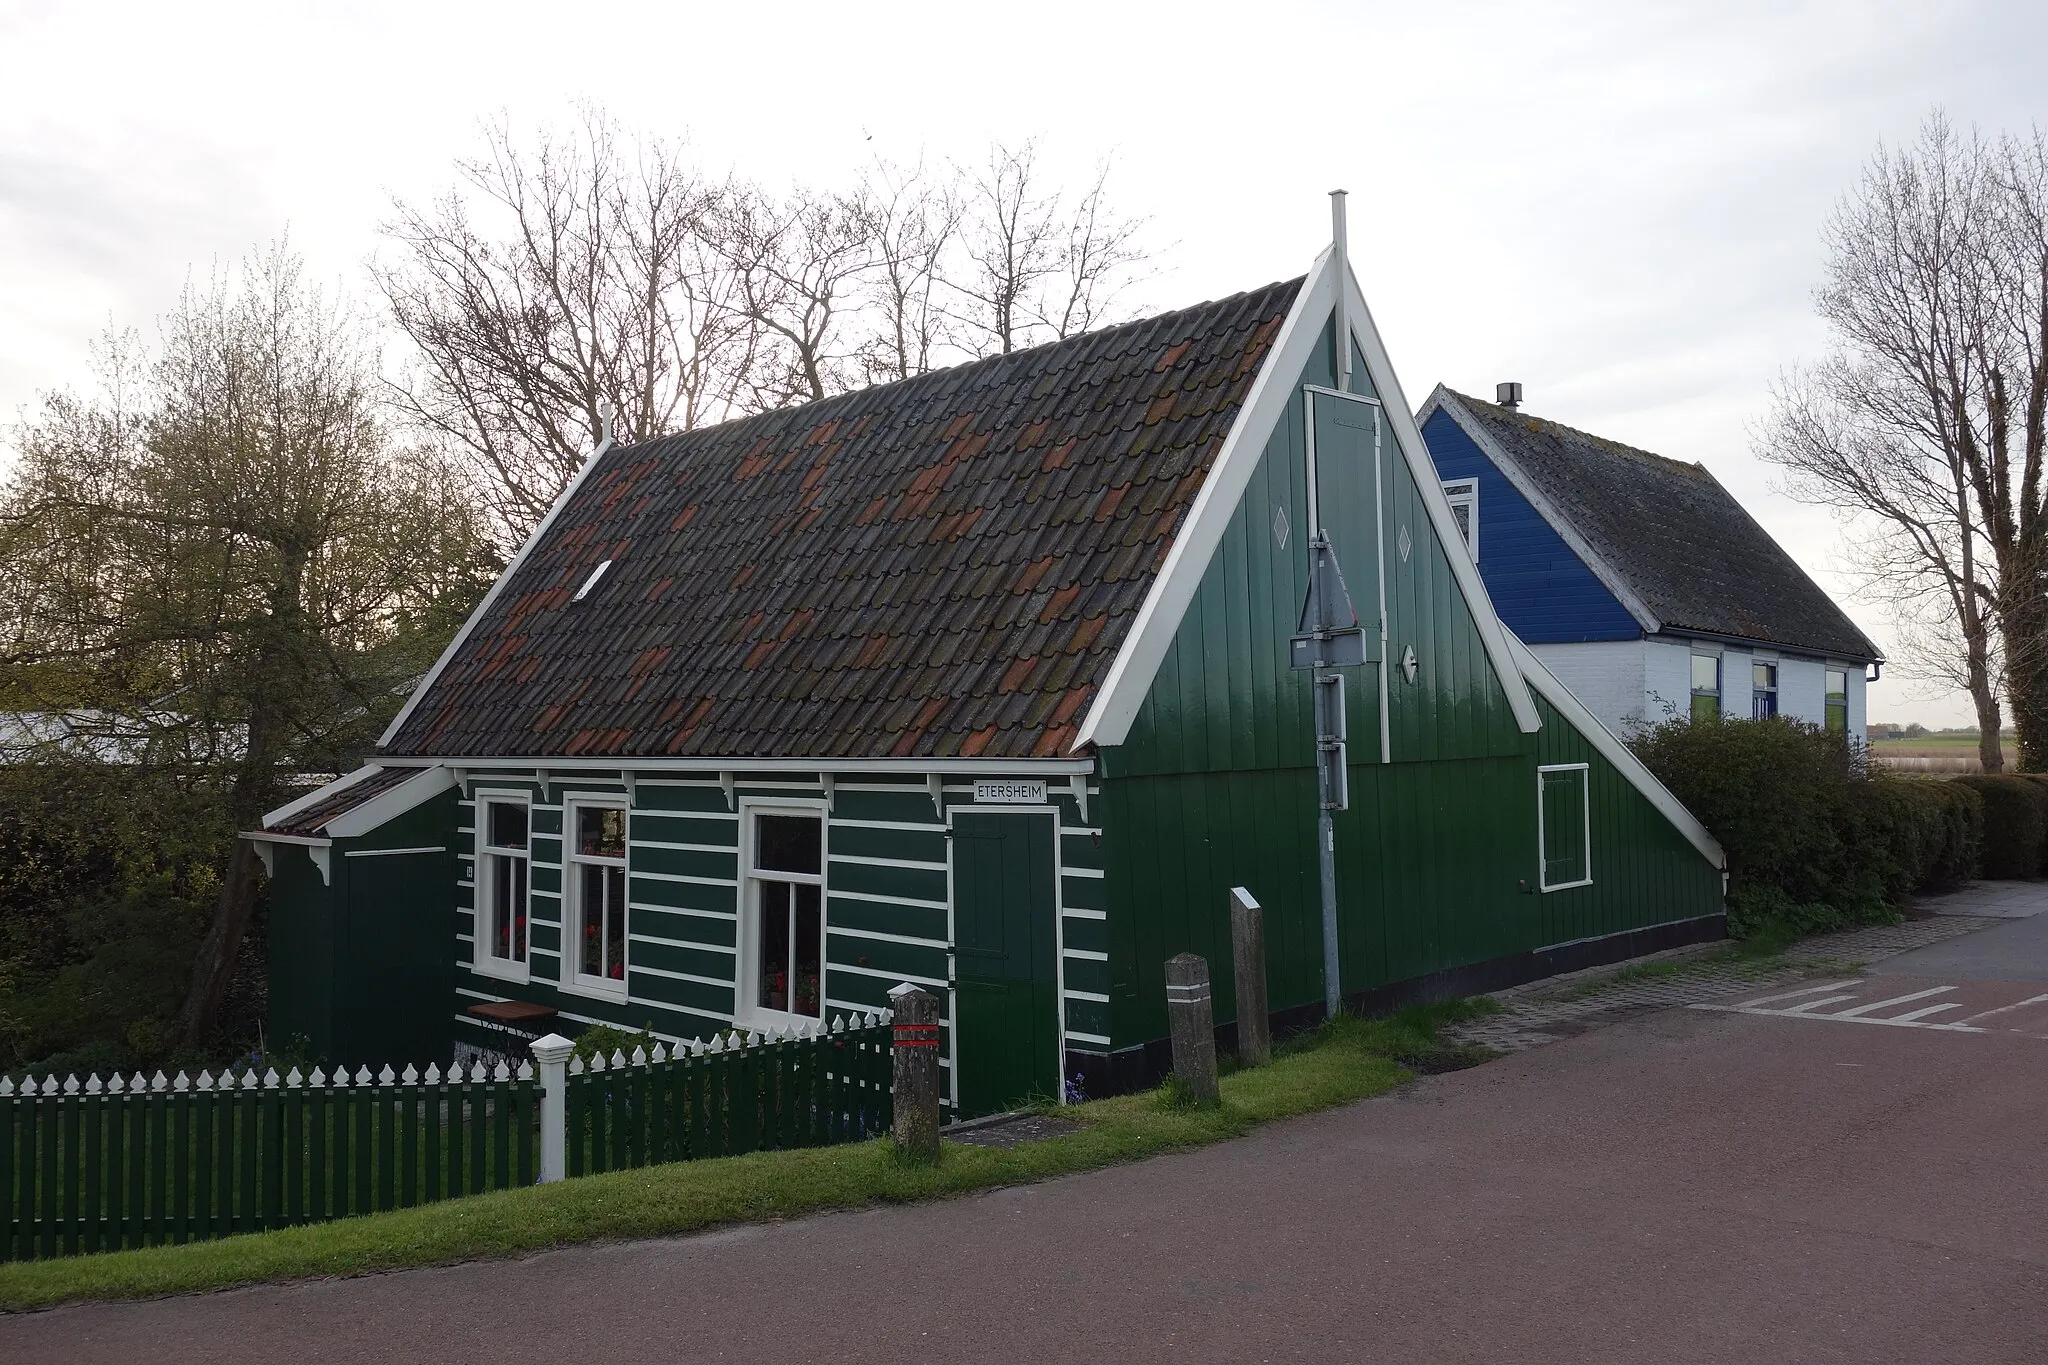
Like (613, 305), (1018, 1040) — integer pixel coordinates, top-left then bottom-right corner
(0, 1001), (1495, 1311)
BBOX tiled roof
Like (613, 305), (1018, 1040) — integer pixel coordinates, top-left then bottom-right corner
(383, 279), (1302, 760)
(1439, 389), (1881, 662)
(266, 767), (417, 837)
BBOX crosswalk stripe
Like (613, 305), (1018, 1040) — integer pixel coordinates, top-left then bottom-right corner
(1828, 986), (1955, 1019)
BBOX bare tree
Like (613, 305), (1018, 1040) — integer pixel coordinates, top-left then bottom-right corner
(855, 159), (961, 385)
(1760, 113), (2048, 770)
(948, 141), (1149, 356)
(709, 181), (879, 410)
(377, 109), (755, 548)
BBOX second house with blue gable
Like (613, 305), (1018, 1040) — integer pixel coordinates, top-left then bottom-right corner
(1419, 385), (1881, 740)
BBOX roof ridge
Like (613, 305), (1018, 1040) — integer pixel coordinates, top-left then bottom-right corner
(619, 277), (1307, 462)
(1443, 387), (1707, 479)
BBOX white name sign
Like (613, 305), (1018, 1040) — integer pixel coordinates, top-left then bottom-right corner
(972, 779), (1047, 805)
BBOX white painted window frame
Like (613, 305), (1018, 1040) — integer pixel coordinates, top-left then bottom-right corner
(473, 789), (532, 984)
(561, 794), (630, 1003)
(1536, 762), (1593, 893)
(735, 797), (829, 1032)
(1439, 477), (1479, 560)
(1691, 650), (1722, 716)
(1751, 659), (1779, 720)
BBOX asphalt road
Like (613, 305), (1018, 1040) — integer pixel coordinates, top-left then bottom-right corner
(11, 934), (2048, 1363)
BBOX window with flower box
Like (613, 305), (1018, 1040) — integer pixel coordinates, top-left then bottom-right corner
(742, 806), (825, 1025)
(566, 799), (628, 999)
(475, 796), (531, 982)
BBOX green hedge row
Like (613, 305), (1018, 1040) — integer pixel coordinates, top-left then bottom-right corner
(1629, 716), (1984, 939)
(1950, 774), (2048, 879)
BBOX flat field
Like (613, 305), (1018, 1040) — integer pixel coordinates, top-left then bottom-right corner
(1870, 736), (2016, 773)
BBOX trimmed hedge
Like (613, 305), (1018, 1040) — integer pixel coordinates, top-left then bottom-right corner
(1950, 775), (2048, 879)
(1630, 715), (1984, 939)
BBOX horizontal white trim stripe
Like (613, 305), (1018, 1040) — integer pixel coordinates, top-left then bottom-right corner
(343, 845), (445, 859)
(628, 839), (738, 855)
(829, 852), (949, 873)
(628, 931), (735, 955)
(629, 962), (736, 990)
(628, 869), (734, 888)
(829, 888), (949, 913)
(1063, 908), (1106, 921)
(1061, 867), (1104, 880)
(829, 961), (948, 989)
(828, 817), (948, 834)
(1063, 949), (1109, 962)
(1064, 1031), (1111, 1046)
(828, 924), (948, 948)
(1063, 989), (1111, 1004)
(629, 900), (736, 922)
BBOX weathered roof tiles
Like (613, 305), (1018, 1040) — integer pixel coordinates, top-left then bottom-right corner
(384, 277), (1304, 761)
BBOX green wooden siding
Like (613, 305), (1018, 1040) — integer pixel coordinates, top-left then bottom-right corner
(1098, 310), (1721, 1052)
(434, 771), (1108, 1108)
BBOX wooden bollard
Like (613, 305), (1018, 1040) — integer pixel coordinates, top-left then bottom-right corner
(889, 983), (942, 1163)
(1164, 953), (1220, 1105)
(1229, 887), (1271, 1068)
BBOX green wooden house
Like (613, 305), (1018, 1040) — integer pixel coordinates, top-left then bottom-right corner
(252, 209), (1725, 1116)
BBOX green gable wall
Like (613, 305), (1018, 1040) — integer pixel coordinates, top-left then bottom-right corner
(1098, 315), (1721, 1055)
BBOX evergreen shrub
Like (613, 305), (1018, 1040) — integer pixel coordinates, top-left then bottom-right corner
(1949, 774), (2048, 879)
(1628, 715), (1980, 940)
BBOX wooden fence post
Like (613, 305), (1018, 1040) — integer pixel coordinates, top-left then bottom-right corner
(1164, 953), (1220, 1105)
(1229, 887), (1271, 1068)
(888, 984), (941, 1163)
(530, 1033), (574, 1184)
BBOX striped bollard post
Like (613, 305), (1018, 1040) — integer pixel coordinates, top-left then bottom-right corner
(530, 1034), (575, 1183)
(1165, 953), (1220, 1106)
(889, 984), (941, 1164)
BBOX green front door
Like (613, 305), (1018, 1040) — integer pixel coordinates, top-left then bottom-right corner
(952, 811), (1060, 1118)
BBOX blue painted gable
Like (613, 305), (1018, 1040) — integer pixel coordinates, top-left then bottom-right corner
(1422, 407), (1641, 644)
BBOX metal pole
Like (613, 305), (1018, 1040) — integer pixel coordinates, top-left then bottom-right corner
(1318, 807), (1340, 1019)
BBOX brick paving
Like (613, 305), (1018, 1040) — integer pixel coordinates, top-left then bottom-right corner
(1445, 912), (2005, 1053)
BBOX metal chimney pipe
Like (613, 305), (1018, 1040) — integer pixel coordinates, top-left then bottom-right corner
(1330, 190), (1350, 392)
(1496, 381), (1523, 410)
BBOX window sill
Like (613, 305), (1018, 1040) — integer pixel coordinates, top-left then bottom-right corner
(471, 956), (532, 986)
(558, 974), (630, 1004)
(1539, 878), (1594, 894)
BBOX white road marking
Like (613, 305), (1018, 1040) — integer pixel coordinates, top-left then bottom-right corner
(1952, 992), (2048, 1027)
(1828, 986), (1955, 1019)
(1734, 981), (1864, 1008)
(1888, 1002), (1966, 1023)
(1775, 995), (1861, 1014)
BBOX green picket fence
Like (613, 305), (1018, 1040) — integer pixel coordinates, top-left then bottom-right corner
(0, 1060), (536, 1262)
(565, 1010), (893, 1176)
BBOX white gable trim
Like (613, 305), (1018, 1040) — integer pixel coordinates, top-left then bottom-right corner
(261, 763), (380, 830)
(1342, 277), (1539, 735)
(1417, 387), (1662, 635)
(1074, 250), (1336, 751)
(377, 431), (618, 749)
(1077, 254), (1542, 750)
(257, 763), (455, 839)
(1505, 632), (1725, 871)
(327, 764), (456, 839)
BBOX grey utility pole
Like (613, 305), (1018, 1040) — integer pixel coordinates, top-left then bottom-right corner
(1291, 533), (1364, 1020)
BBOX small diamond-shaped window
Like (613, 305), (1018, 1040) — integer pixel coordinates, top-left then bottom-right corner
(1272, 505), (1291, 549)
(1396, 524), (1413, 563)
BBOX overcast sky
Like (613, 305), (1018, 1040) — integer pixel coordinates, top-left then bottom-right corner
(4, 0), (2044, 726)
